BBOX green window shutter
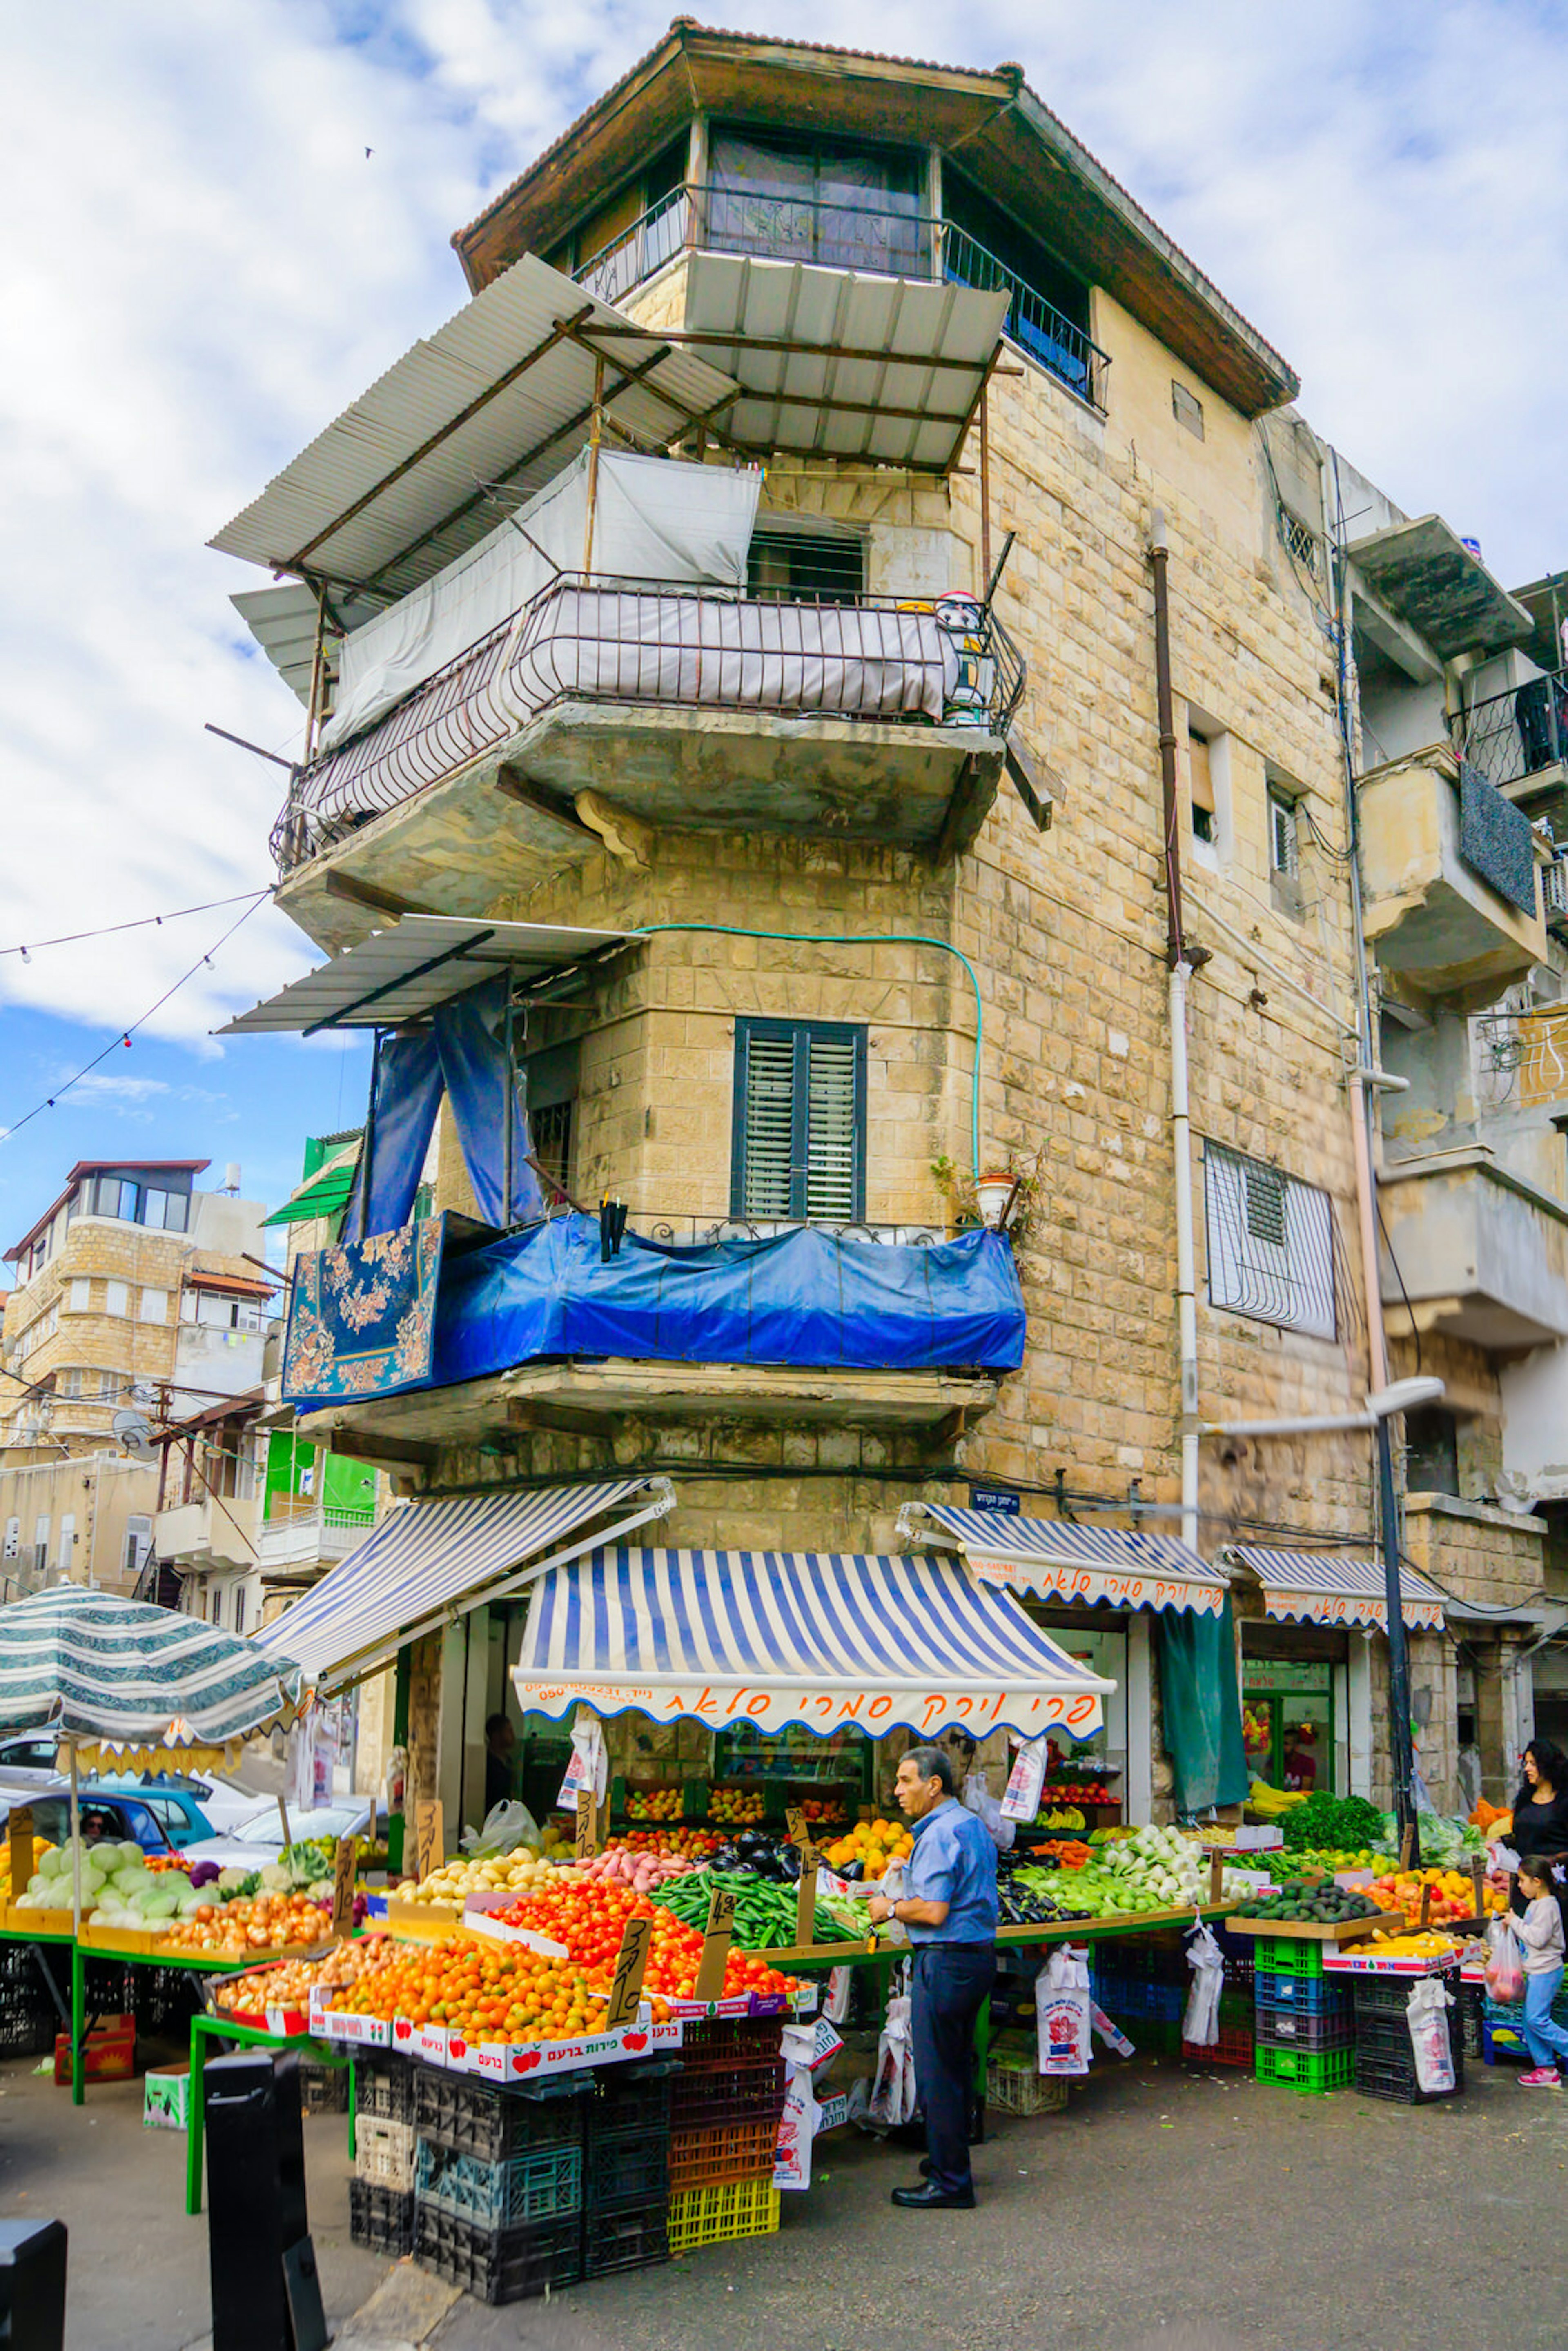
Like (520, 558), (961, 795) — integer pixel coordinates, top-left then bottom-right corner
(733, 1020), (866, 1222)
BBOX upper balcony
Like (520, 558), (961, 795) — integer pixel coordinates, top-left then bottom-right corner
(153, 1492), (262, 1574)
(1378, 1149), (1568, 1351)
(1451, 670), (1568, 830)
(281, 1207), (1025, 1458)
(256, 1496), (376, 1574)
(1356, 742), (1546, 1011)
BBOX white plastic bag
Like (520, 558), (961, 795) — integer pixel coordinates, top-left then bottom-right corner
(962, 1771), (1016, 1853)
(1090, 2003), (1135, 2057)
(556, 1706), (608, 1810)
(1485, 1914), (1526, 2006)
(1036, 1944), (1092, 2076)
(1182, 1916), (1225, 2048)
(868, 1992), (918, 2126)
(460, 1799), (540, 1858)
(1406, 1975), (1457, 2093)
(1001, 1737), (1048, 1824)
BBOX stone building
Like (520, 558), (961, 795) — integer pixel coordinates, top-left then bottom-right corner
(218, 29), (1513, 1840)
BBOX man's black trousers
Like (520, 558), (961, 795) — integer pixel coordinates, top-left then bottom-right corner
(909, 1940), (995, 2196)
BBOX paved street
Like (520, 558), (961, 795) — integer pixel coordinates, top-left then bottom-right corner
(2, 2039), (1560, 2351)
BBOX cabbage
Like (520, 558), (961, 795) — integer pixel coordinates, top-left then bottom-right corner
(116, 1840), (142, 1865)
(144, 1889), (178, 1919)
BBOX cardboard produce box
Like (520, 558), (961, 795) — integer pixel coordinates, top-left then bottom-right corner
(56, 2014), (135, 2087)
(143, 2070), (191, 2131)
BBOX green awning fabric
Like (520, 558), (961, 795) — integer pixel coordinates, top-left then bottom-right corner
(263, 1161), (357, 1227)
(1156, 1596), (1250, 1813)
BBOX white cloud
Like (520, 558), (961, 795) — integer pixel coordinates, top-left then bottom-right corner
(2, 0), (1564, 1047)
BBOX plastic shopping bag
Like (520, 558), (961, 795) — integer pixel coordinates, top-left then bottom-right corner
(459, 1799), (541, 1859)
(1001, 1737), (1049, 1824)
(1485, 1914), (1526, 2006)
(962, 1771), (1015, 1853)
(868, 1993), (918, 2128)
(1036, 1944), (1092, 2077)
(1406, 1975), (1457, 2093)
(1182, 1915), (1225, 2048)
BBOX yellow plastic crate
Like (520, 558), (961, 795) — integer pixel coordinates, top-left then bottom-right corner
(668, 2178), (781, 2254)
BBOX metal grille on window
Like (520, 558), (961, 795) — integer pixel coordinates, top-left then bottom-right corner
(746, 530), (865, 604)
(531, 1100), (574, 1202)
(1204, 1142), (1337, 1340)
(1268, 791), (1299, 878)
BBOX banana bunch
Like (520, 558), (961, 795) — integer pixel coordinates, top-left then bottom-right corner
(1248, 1778), (1310, 1818)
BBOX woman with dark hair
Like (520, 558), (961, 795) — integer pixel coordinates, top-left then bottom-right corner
(1506, 1739), (1568, 1918)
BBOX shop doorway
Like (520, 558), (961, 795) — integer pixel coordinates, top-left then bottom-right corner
(1241, 1658), (1335, 1792)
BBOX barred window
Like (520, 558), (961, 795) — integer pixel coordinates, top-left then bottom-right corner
(1203, 1142), (1337, 1340)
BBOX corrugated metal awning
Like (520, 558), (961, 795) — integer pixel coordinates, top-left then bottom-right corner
(1227, 1546), (1446, 1632)
(230, 583), (383, 707)
(217, 915), (629, 1035)
(209, 255), (739, 600)
(512, 1546), (1113, 1740)
(900, 1503), (1227, 1615)
(677, 255), (1007, 472)
(258, 1478), (675, 1690)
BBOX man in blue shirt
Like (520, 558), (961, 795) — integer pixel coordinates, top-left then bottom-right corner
(867, 1744), (998, 2210)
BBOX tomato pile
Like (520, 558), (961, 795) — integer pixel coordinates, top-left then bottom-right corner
(333, 1937), (623, 2042)
(611, 1829), (722, 1859)
(492, 1879), (792, 2004)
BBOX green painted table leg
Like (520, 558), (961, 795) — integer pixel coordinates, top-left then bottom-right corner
(70, 1941), (84, 2108)
(186, 2019), (209, 2217)
(347, 2055), (356, 2164)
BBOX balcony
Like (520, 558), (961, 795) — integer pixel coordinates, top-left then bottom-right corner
(1451, 671), (1568, 826)
(153, 1492), (262, 1572)
(1356, 742), (1546, 1010)
(272, 577), (1023, 930)
(575, 184), (1110, 414)
(285, 1209), (1023, 1453)
(1400, 1493), (1545, 1614)
(257, 1498), (376, 1573)
(1378, 1149), (1568, 1351)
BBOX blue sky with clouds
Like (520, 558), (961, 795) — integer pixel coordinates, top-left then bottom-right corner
(3, 0), (1566, 1253)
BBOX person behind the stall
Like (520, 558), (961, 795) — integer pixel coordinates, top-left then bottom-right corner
(483, 1713), (517, 1816)
(1501, 1738), (1568, 1917)
(867, 1745), (998, 2213)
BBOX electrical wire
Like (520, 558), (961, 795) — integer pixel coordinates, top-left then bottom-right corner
(0, 888), (270, 962)
(0, 897), (269, 1141)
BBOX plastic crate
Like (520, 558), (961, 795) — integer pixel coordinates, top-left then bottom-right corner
(1250, 1937), (1327, 1979)
(1254, 2041), (1355, 2094)
(1483, 2020), (1528, 2063)
(130, 1964), (203, 2038)
(984, 2057), (1069, 2116)
(679, 2016), (786, 2068)
(584, 2129), (670, 2212)
(0, 1959), (56, 2060)
(583, 2202), (671, 2280)
(1215, 1929), (1255, 1989)
(349, 2179), (415, 2257)
(669, 2057), (787, 2134)
(1089, 1977), (1183, 2022)
(668, 2179), (781, 2255)
(1180, 2018), (1254, 2068)
(1459, 1985), (1482, 2062)
(415, 2136), (583, 2229)
(356, 2117), (416, 2192)
(414, 2066), (586, 2162)
(589, 2064), (675, 2136)
(300, 2060), (349, 2116)
(414, 2206), (582, 2306)
(670, 2115), (784, 2188)
(1254, 1970), (1352, 2015)
(353, 2053), (414, 2125)
(1353, 2047), (1464, 2104)
(1255, 2004), (1354, 2055)
(1354, 2007), (1465, 2083)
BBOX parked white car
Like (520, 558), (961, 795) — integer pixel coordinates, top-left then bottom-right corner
(179, 1798), (380, 1873)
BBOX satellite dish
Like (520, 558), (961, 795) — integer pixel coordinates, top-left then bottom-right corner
(113, 1411), (157, 1465)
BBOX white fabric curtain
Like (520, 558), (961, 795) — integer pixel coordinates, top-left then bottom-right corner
(322, 453), (761, 748)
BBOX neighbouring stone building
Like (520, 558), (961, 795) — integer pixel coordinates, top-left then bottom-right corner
(213, 28), (1557, 1843)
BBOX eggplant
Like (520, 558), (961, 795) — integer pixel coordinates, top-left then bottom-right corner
(777, 1847), (802, 1881)
(839, 1860), (864, 1882)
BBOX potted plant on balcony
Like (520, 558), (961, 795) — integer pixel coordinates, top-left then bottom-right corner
(931, 1148), (1043, 1246)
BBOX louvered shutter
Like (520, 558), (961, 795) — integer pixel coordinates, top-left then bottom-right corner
(734, 1021), (865, 1221)
(804, 1031), (860, 1220)
(739, 1030), (798, 1217)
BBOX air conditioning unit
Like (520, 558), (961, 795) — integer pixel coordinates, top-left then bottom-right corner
(1546, 856), (1568, 935)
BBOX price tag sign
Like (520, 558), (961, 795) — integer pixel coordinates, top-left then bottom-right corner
(575, 1790), (598, 1860)
(331, 1836), (359, 1937)
(277, 1797), (293, 1853)
(795, 1849), (823, 1951)
(414, 1800), (443, 1890)
(8, 1805), (33, 1902)
(603, 1915), (653, 2030)
(1471, 1857), (1486, 1919)
(1208, 1850), (1224, 1905)
(694, 1885), (738, 2002)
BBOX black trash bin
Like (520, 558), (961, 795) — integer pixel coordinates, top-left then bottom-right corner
(0, 2216), (68, 2351)
(205, 2049), (325, 2351)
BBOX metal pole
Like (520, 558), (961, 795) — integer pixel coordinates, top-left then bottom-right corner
(583, 357), (605, 577)
(502, 986), (515, 1229)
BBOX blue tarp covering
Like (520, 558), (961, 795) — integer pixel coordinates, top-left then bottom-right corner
(286, 1213), (1025, 1408)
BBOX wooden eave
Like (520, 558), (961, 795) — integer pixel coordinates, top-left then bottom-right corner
(452, 29), (1297, 420)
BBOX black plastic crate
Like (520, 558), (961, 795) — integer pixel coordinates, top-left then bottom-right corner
(129, 1964), (203, 2037)
(1350, 1965), (1460, 2017)
(350, 2178), (415, 2256)
(1352, 2009), (1465, 2102)
(354, 2053), (414, 2125)
(1459, 1984), (1483, 2062)
(584, 2127), (670, 2213)
(582, 2200), (670, 2280)
(300, 2060), (350, 2115)
(1255, 2003), (1354, 2055)
(679, 2017), (785, 2068)
(414, 2205), (582, 2305)
(0, 1975), (55, 2059)
(669, 2058), (787, 2134)
(413, 2066), (586, 2162)
(590, 2063), (675, 2136)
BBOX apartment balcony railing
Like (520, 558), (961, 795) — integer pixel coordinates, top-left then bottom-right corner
(271, 578), (1024, 870)
(1452, 672), (1568, 795)
(574, 183), (1110, 415)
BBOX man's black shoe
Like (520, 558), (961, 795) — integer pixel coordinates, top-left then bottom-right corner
(891, 2182), (976, 2210)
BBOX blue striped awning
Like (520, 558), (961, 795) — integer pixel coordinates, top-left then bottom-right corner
(1228, 1547), (1445, 1632)
(899, 1503), (1227, 1616)
(512, 1547), (1114, 1741)
(258, 1478), (675, 1690)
